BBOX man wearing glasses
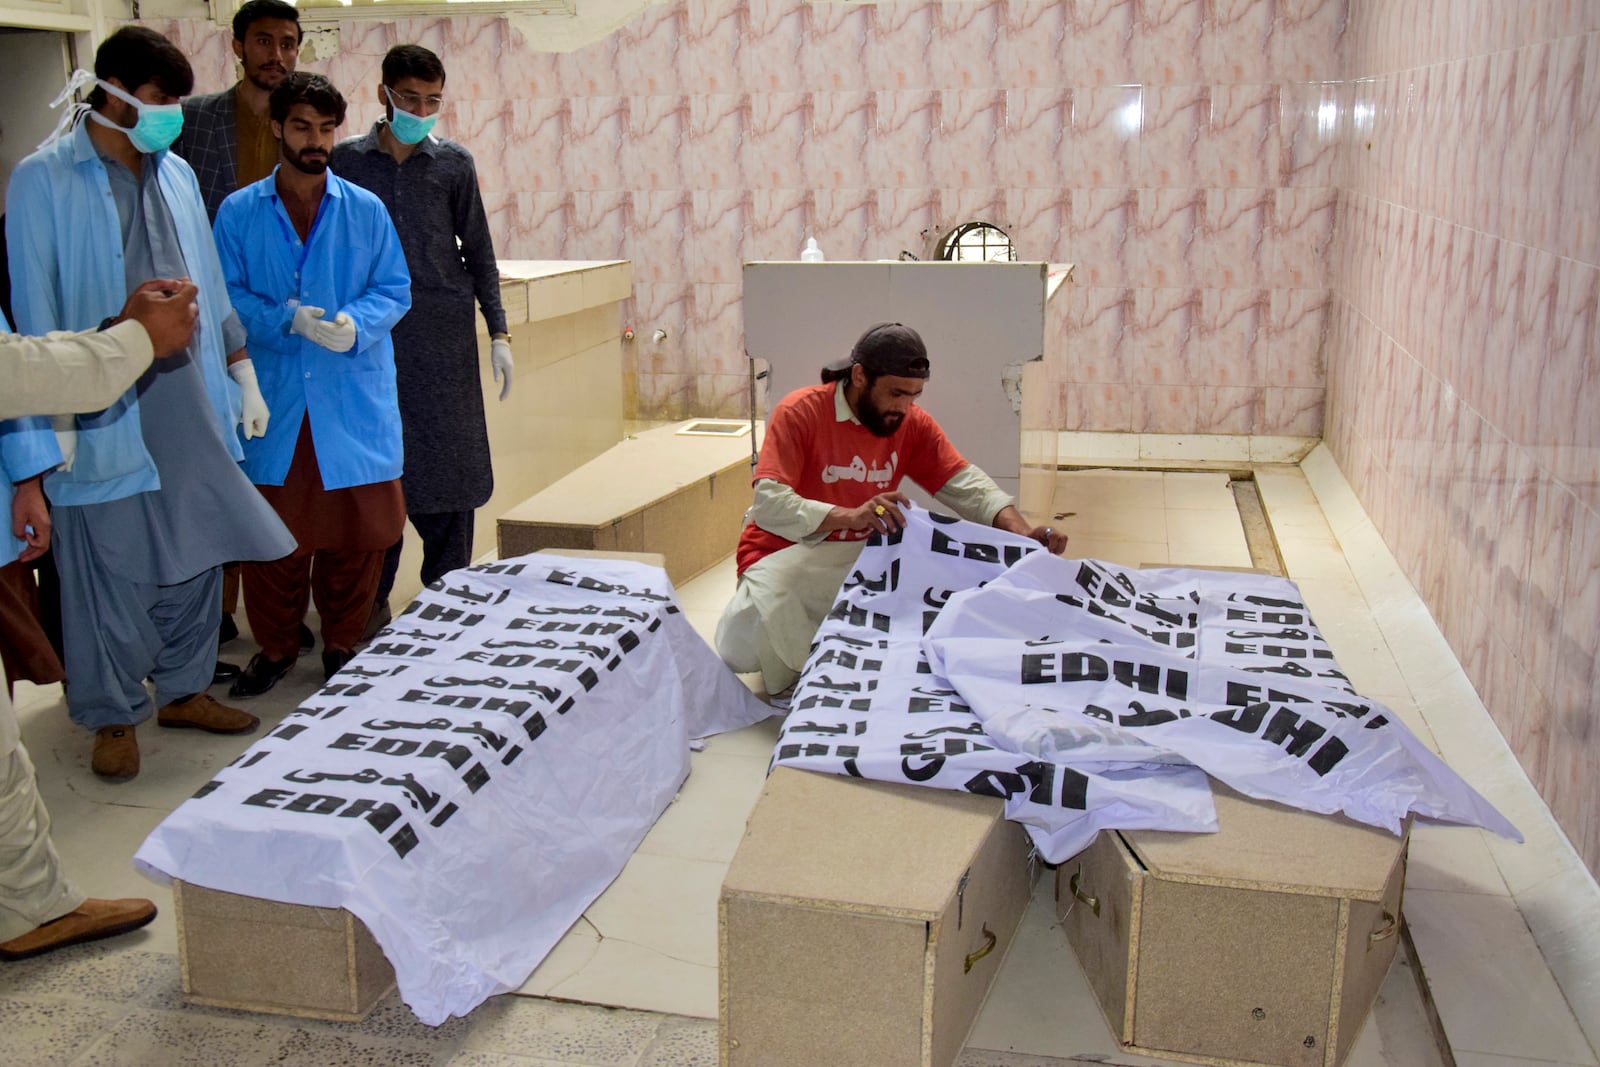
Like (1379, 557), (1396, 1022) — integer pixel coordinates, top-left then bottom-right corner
(330, 45), (512, 638)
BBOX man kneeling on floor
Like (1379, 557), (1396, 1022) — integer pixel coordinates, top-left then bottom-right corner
(715, 322), (1069, 698)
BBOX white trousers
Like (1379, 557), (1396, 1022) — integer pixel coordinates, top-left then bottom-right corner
(714, 540), (864, 695)
(0, 677), (83, 941)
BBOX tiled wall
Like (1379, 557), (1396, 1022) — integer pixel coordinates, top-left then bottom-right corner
(1325, 2), (1600, 873)
(155, 0), (1344, 427)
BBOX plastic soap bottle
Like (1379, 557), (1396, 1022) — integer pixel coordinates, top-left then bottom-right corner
(800, 237), (825, 263)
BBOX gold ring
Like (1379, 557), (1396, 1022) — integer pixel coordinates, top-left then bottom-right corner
(874, 505), (886, 517)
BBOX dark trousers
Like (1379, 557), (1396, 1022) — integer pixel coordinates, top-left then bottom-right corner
(374, 509), (475, 604)
(243, 548), (385, 660)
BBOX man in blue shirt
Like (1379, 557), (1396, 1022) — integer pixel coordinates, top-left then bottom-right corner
(213, 73), (412, 696)
(6, 27), (296, 781)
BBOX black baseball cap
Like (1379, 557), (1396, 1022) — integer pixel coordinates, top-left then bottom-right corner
(849, 322), (930, 379)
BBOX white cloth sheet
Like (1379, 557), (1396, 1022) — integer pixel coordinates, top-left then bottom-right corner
(135, 555), (770, 1025)
(771, 508), (1518, 864)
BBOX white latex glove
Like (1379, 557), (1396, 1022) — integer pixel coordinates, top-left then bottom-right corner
(290, 304), (326, 342)
(491, 338), (514, 401)
(228, 358), (271, 440)
(49, 414), (76, 473)
(314, 311), (357, 354)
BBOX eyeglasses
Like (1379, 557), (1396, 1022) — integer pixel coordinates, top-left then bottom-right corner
(386, 87), (445, 111)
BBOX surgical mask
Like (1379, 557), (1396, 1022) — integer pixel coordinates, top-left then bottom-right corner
(90, 78), (185, 154)
(384, 86), (438, 145)
(40, 69), (184, 154)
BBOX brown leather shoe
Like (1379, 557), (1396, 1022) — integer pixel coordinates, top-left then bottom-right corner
(91, 725), (139, 781)
(0, 898), (157, 961)
(156, 692), (259, 735)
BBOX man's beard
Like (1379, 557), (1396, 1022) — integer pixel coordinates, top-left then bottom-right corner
(247, 64), (287, 92)
(284, 148), (328, 175)
(856, 391), (904, 438)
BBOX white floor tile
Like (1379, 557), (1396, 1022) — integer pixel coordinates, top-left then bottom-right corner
(635, 751), (770, 864)
(1058, 431), (1141, 461)
(540, 937), (719, 1021)
(1162, 470), (1236, 510)
(1519, 865), (1600, 1056)
(580, 852), (727, 971)
(1405, 889), (1597, 1064)
(1406, 825), (1512, 896)
(1139, 433), (1252, 461)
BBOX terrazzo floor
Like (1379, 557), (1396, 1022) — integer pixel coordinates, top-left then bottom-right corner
(0, 444), (1592, 1066)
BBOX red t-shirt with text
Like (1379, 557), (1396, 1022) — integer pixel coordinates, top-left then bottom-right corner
(736, 382), (968, 573)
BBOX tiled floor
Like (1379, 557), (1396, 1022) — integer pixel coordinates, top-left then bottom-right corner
(2, 443), (1595, 1066)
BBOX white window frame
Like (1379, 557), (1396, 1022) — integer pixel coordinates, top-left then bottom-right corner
(209, 0), (574, 26)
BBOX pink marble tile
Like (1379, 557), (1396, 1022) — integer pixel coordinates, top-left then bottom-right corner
(688, 93), (748, 189)
(869, 0), (938, 91)
(1200, 288), (1269, 387)
(744, 0), (807, 93)
(804, 0), (872, 92)
(1497, 44), (1550, 249)
(503, 192), (572, 259)
(629, 191), (692, 284)
(934, 0), (1003, 90)
(1505, 250), (1561, 448)
(1133, 188), (1204, 287)
(569, 191), (632, 260)
(689, 189), (749, 285)
(1261, 386), (1323, 435)
(1195, 386), (1262, 433)
(1277, 0), (1347, 82)
(741, 92), (804, 190)
(807, 91), (875, 189)
(1062, 381), (1136, 432)
(1069, 85), (1143, 187)
(1067, 189), (1137, 286)
(564, 96), (630, 191)
(1133, 287), (1203, 385)
(1065, 286), (1137, 384)
(634, 283), (695, 374)
(1483, 238), (1529, 433)
(1003, 87), (1070, 189)
(1528, 34), (1586, 254)
(999, 0), (1071, 90)
(612, 1), (684, 96)
(1488, 649), (1553, 788)
(938, 187), (1010, 237)
(504, 98), (571, 194)
(1006, 187), (1072, 262)
(1132, 0), (1205, 86)
(1524, 475), (1578, 698)
(493, 21), (563, 99)
(746, 189), (816, 261)
(1550, 499), (1600, 731)
(1202, 188), (1271, 288)
(878, 188), (943, 260)
(1557, 31), (1600, 266)
(691, 282), (748, 376)
(1139, 85), (1208, 187)
(1205, 84), (1280, 187)
(1071, 0), (1138, 86)
(697, 372), (754, 418)
(623, 95), (689, 192)
(871, 90), (939, 189)
(1278, 82), (1341, 188)
(679, 0), (745, 94)
(935, 90), (1006, 189)
(1135, 384), (1200, 432)
(810, 188), (878, 261)
(1539, 261), (1600, 510)
(1273, 187), (1335, 289)
(555, 34), (620, 99)
(1205, 0), (1276, 83)
(1476, 49), (1520, 235)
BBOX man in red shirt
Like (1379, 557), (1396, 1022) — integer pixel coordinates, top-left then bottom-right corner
(716, 322), (1067, 697)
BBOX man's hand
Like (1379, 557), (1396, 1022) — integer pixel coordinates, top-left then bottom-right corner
(291, 304), (327, 343)
(491, 337), (514, 401)
(992, 505), (1068, 554)
(11, 475), (50, 562)
(120, 279), (199, 359)
(313, 312), (357, 353)
(822, 491), (912, 536)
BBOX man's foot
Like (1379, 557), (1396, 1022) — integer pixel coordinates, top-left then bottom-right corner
(218, 612), (239, 645)
(212, 660), (241, 685)
(157, 692), (259, 734)
(299, 623), (315, 651)
(360, 600), (392, 643)
(227, 653), (295, 699)
(0, 898), (158, 961)
(322, 648), (354, 681)
(91, 726), (139, 781)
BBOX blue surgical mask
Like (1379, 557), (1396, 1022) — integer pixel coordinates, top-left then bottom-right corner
(89, 78), (185, 154)
(384, 86), (438, 146)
